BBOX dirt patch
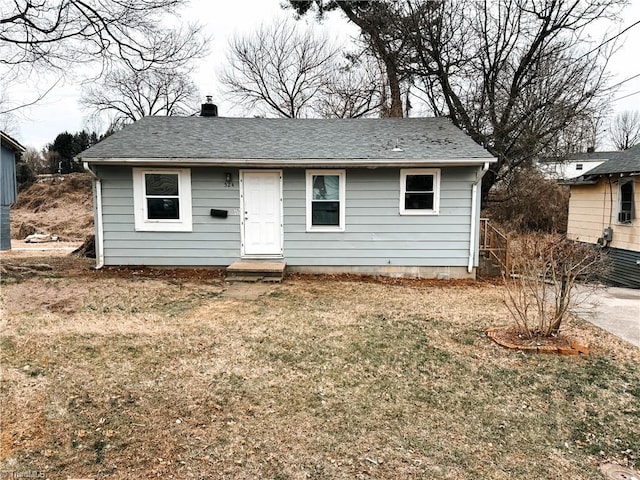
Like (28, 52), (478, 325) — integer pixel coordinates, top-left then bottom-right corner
(486, 327), (590, 355)
(11, 173), (94, 241)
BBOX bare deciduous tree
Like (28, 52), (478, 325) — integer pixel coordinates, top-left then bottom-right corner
(609, 110), (640, 150)
(287, 1), (409, 117)
(81, 67), (200, 128)
(22, 146), (48, 175)
(221, 20), (338, 118)
(222, 20), (387, 119)
(289, 0), (625, 199)
(400, 0), (621, 200)
(0, 0), (207, 115)
(315, 52), (385, 118)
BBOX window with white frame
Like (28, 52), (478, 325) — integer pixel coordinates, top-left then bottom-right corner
(618, 180), (634, 225)
(133, 168), (192, 231)
(306, 170), (346, 231)
(400, 168), (440, 215)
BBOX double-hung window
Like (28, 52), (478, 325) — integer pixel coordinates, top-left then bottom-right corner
(400, 168), (440, 215)
(618, 180), (635, 225)
(306, 170), (346, 231)
(133, 168), (192, 232)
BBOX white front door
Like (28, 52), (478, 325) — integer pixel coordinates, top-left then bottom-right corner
(241, 171), (283, 256)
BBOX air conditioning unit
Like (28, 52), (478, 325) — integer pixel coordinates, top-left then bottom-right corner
(618, 211), (632, 224)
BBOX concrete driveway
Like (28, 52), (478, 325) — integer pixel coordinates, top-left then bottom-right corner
(572, 285), (640, 348)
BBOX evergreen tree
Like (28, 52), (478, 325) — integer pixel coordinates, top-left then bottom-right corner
(45, 130), (100, 174)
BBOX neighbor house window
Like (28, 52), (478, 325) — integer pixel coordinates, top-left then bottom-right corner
(400, 168), (440, 215)
(618, 180), (634, 225)
(306, 170), (346, 231)
(133, 168), (192, 232)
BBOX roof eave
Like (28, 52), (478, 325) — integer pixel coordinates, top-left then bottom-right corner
(0, 131), (26, 153)
(78, 156), (498, 168)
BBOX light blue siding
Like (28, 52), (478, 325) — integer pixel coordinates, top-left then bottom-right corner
(1, 144), (18, 250)
(0, 205), (10, 250)
(97, 166), (242, 265)
(283, 168), (474, 267)
(1, 144), (17, 206)
(97, 166), (478, 267)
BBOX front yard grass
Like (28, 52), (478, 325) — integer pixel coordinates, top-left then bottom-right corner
(1, 258), (638, 479)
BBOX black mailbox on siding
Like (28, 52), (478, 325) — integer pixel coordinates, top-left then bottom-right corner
(210, 209), (228, 218)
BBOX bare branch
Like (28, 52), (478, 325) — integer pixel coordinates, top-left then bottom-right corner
(0, 0), (208, 110)
(81, 66), (200, 128)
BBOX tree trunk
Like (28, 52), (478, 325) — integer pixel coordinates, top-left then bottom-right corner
(383, 57), (403, 118)
(340, 4), (403, 118)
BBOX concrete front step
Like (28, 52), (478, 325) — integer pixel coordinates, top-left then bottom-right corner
(226, 261), (286, 282)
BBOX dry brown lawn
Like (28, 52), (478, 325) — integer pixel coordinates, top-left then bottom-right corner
(1, 256), (639, 479)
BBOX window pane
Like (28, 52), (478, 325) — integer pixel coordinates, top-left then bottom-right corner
(312, 201), (340, 225)
(146, 174), (179, 196)
(406, 174), (433, 192)
(313, 175), (340, 200)
(405, 192), (434, 210)
(147, 198), (180, 219)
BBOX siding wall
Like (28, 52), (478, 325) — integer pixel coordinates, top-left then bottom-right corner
(0, 205), (10, 250)
(97, 165), (478, 268)
(1, 144), (17, 250)
(282, 167), (475, 266)
(605, 247), (640, 289)
(0, 144), (17, 206)
(98, 166), (242, 265)
(568, 177), (639, 252)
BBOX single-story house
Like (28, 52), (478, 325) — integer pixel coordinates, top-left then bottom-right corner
(566, 144), (640, 288)
(537, 149), (612, 181)
(77, 107), (497, 278)
(1, 131), (26, 251)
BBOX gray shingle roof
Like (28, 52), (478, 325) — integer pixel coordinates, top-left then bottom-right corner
(585, 144), (640, 176)
(1, 131), (26, 153)
(78, 116), (495, 165)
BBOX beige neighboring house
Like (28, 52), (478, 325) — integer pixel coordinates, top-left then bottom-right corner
(566, 144), (640, 288)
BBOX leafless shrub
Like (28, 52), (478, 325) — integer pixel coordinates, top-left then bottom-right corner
(485, 167), (569, 234)
(504, 234), (608, 339)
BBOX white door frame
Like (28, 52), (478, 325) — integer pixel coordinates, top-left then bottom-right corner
(239, 169), (284, 258)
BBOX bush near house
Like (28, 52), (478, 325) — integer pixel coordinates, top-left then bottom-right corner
(484, 167), (569, 234)
(503, 233), (608, 339)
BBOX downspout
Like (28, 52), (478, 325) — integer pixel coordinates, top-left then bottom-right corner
(83, 161), (105, 269)
(468, 162), (490, 273)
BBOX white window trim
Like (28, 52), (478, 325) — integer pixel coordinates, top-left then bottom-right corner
(400, 168), (441, 215)
(617, 179), (635, 225)
(306, 169), (346, 232)
(133, 168), (193, 232)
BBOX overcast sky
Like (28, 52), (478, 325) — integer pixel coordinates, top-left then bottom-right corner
(6, 0), (640, 151)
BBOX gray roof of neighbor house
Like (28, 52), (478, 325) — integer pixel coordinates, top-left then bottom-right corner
(538, 151), (618, 164)
(584, 143), (640, 176)
(1, 131), (26, 153)
(78, 116), (496, 166)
